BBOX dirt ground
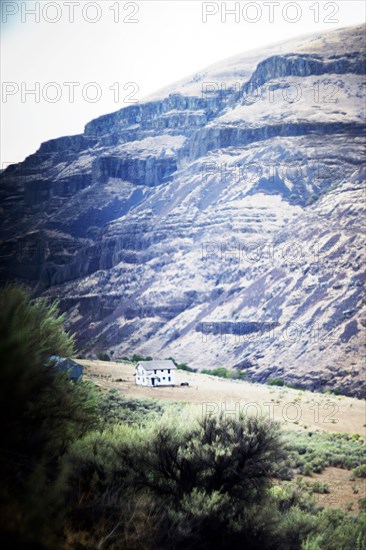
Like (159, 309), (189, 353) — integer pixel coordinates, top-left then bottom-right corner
(78, 359), (366, 436)
(308, 467), (366, 513)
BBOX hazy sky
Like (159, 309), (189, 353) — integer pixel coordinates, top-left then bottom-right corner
(1, 0), (365, 165)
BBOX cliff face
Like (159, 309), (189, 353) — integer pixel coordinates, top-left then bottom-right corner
(1, 24), (365, 397)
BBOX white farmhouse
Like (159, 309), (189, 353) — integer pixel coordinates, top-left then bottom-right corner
(135, 360), (176, 387)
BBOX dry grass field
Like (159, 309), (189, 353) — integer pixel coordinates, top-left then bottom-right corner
(78, 359), (366, 513)
(78, 359), (365, 435)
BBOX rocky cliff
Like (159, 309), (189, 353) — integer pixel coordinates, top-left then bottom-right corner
(1, 24), (365, 397)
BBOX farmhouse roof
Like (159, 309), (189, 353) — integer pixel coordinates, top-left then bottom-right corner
(137, 360), (177, 371)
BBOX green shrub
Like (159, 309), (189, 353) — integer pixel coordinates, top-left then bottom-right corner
(350, 464), (366, 480)
(285, 430), (365, 475)
(131, 353), (153, 362)
(303, 463), (314, 476)
(201, 367), (231, 378)
(60, 413), (287, 549)
(0, 286), (98, 546)
(268, 378), (285, 387)
(177, 362), (197, 372)
(97, 351), (110, 361)
(311, 482), (329, 494)
(279, 506), (319, 549)
(302, 509), (366, 550)
(287, 383), (307, 391)
(97, 390), (176, 426)
(232, 370), (248, 380)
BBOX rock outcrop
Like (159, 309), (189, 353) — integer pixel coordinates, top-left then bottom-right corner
(0, 24), (365, 397)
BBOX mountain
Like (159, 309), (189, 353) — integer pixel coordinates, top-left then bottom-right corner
(1, 24), (365, 397)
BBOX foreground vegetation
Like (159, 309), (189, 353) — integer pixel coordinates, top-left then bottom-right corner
(0, 287), (365, 549)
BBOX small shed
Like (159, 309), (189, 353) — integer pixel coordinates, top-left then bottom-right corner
(49, 356), (83, 382)
(135, 360), (176, 387)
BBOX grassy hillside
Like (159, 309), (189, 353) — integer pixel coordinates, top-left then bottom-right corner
(79, 359), (366, 436)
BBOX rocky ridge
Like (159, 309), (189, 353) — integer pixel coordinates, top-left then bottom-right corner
(0, 24), (365, 397)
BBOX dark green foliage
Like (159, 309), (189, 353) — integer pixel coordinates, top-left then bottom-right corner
(144, 414), (285, 502)
(271, 484), (366, 549)
(201, 367), (231, 378)
(268, 378), (306, 390)
(97, 351), (110, 361)
(268, 377), (285, 386)
(287, 383), (307, 391)
(59, 413), (366, 549)
(177, 362), (197, 372)
(325, 388), (342, 396)
(60, 414), (288, 549)
(118, 353), (153, 362)
(278, 507), (320, 549)
(302, 509), (366, 550)
(0, 286), (98, 546)
(131, 353), (153, 362)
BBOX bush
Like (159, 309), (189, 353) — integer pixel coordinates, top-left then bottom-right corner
(311, 482), (329, 494)
(268, 378), (285, 387)
(0, 286), (98, 546)
(302, 463), (314, 477)
(131, 353), (153, 362)
(177, 362), (197, 372)
(302, 509), (366, 550)
(60, 413), (288, 549)
(232, 370), (248, 380)
(97, 391), (175, 426)
(201, 367), (231, 378)
(97, 351), (110, 361)
(287, 383), (306, 391)
(279, 506), (319, 549)
(285, 430), (365, 475)
(350, 464), (366, 480)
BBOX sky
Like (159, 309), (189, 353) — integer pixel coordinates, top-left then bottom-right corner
(1, 0), (365, 165)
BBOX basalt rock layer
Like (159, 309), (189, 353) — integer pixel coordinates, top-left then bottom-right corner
(1, 24), (365, 397)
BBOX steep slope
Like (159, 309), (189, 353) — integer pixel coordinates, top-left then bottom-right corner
(0, 24), (365, 397)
